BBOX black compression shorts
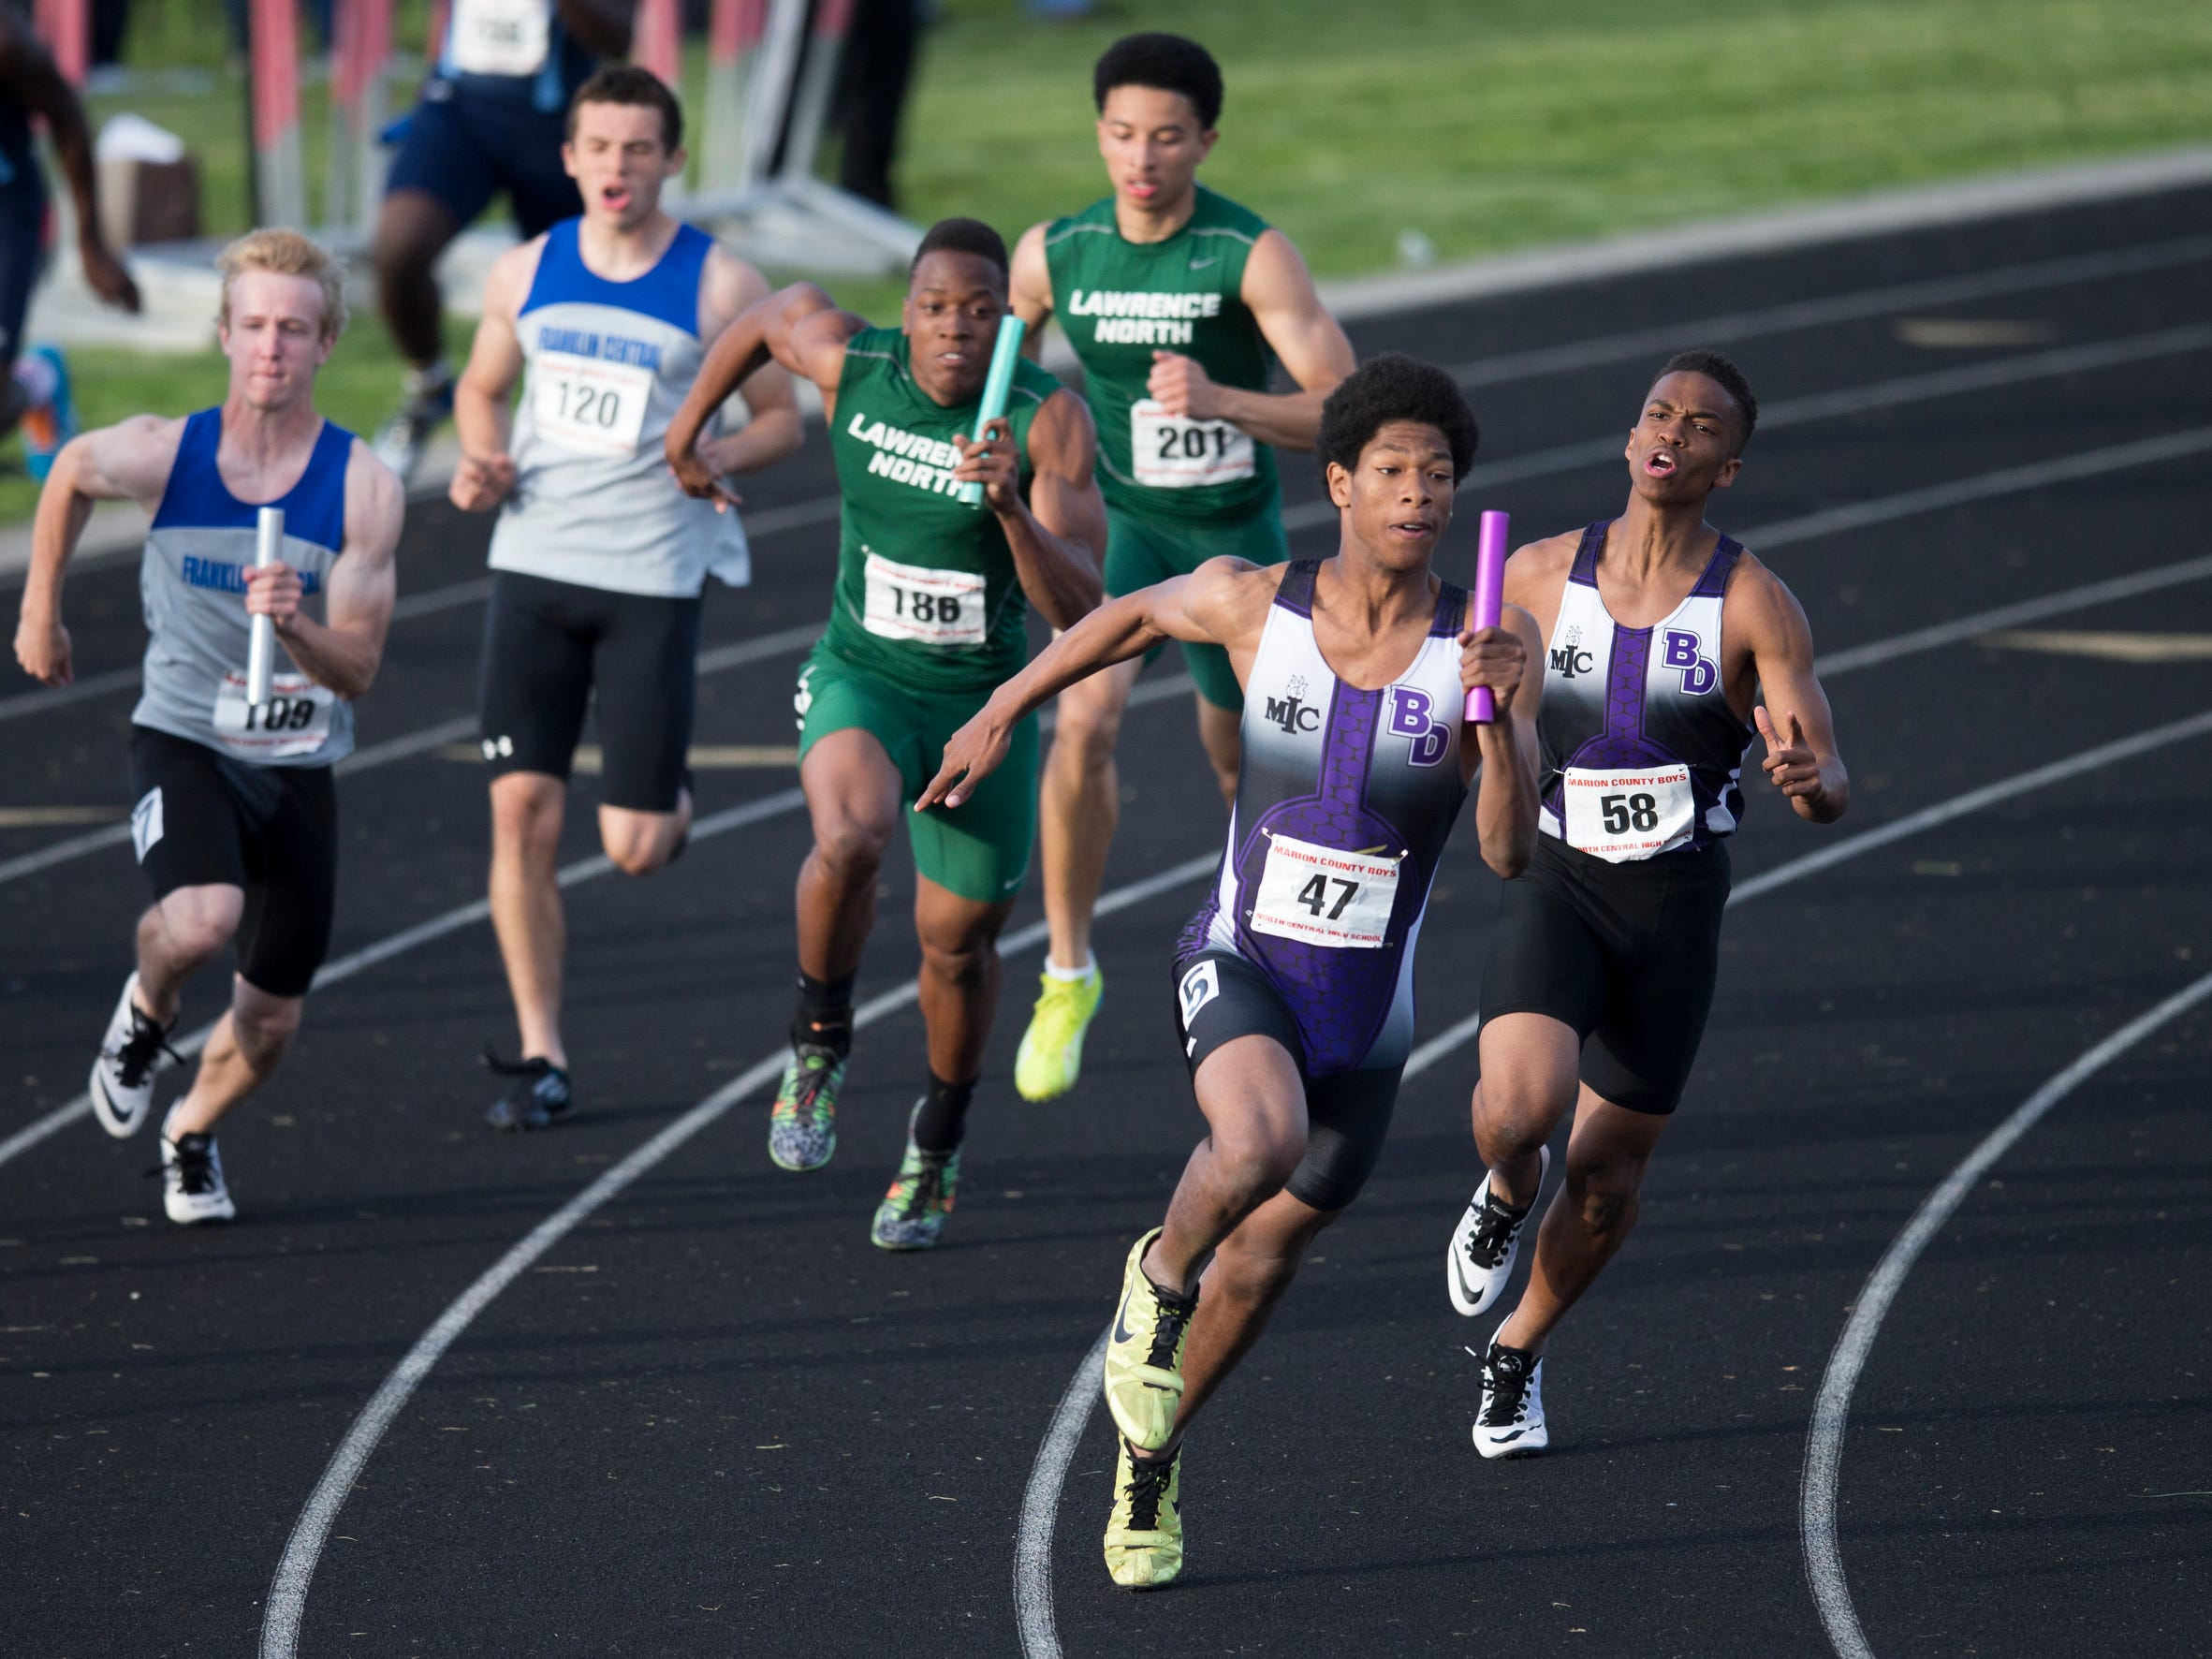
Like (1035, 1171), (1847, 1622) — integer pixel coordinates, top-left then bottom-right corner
(127, 726), (338, 998)
(1476, 834), (1731, 1114)
(477, 570), (701, 812)
(1170, 946), (1404, 1213)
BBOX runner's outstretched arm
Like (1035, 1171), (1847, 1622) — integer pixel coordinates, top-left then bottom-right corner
(1008, 224), (1056, 360)
(666, 284), (856, 508)
(915, 556), (1272, 810)
(691, 251), (805, 478)
(449, 241), (537, 512)
(950, 386), (1105, 631)
(1146, 229), (1353, 451)
(1461, 603), (1545, 877)
(245, 442), (404, 700)
(13, 416), (183, 685)
(1737, 557), (1849, 824)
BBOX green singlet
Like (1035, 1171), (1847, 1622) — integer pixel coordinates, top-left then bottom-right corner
(798, 326), (1062, 903)
(1044, 184), (1290, 710)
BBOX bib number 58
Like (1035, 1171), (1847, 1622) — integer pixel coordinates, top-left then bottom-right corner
(1599, 792), (1660, 834)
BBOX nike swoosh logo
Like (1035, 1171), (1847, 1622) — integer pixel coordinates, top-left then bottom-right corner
(1452, 1248), (1482, 1302)
(1113, 1285), (1139, 1345)
(1190, 257), (1218, 270)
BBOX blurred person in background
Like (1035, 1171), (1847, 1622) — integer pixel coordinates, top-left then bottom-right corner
(0, 2), (140, 477)
(371, 0), (634, 480)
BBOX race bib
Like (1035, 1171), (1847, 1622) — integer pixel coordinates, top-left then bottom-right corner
(448, 0), (550, 76)
(213, 670), (334, 760)
(1131, 399), (1254, 489)
(534, 351), (652, 458)
(1248, 832), (1399, 949)
(1560, 764), (1694, 862)
(862, 551), (987, 646)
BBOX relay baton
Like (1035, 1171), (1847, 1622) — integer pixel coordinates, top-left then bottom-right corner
(246, 506), (284, 707)
(1465, 509), (1509, 723)
(956, 315), (1028, 507)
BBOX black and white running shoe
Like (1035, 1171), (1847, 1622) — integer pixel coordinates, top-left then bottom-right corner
(89, 972), (179, 1139)
(1446, 1143), (1548, 1316)
(483, 1050), (573, 1132)
(156, 1115), (235, 1225)
(1472, 1337), (1547, 1459)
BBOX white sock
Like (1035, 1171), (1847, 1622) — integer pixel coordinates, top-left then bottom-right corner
(1044, 955), (1095, 982)
(12, 352), (58, 408)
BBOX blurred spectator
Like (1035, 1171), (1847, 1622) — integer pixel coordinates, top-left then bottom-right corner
(833, 0), (918, 209)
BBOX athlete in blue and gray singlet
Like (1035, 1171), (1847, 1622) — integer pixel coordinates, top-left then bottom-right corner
(134, 411), (359, 766)
(491, 217), (747, 595)
(447, 69), (801, 1130)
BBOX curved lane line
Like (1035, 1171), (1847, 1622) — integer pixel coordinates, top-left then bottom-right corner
(1800, 966), (2212, 1659)
(1013, 705), (2212, 1658)
(257, 851), (1219, 1658)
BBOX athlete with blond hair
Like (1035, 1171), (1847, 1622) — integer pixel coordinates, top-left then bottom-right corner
(11, 229), (405, 1225)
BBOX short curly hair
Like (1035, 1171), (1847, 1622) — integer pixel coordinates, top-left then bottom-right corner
(910, 216), (1009, 280)
(1655, 348), (1758, 453)
(1317, 353), (1479, 482)
(1094, 33), (1223, 130)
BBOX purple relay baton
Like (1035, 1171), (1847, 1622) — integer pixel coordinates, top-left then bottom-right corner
(1465, 509), (1508, 723)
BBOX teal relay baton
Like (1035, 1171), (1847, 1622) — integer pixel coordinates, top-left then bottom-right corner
(957, 315), (1028, 507)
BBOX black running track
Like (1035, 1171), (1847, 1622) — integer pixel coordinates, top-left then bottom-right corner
(6, 184), (2210, 1659)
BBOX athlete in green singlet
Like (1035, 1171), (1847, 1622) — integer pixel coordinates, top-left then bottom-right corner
(1008, 33), (1357, 1102)
(665, 218), (1106, 1251)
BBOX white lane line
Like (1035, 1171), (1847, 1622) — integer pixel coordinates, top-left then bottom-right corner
(257, 848), (1219, 1659)
(0, 621), (827, 888)
(0, 788), (804, 1170)
(1800, 965), (2212, 1659)
(1016, 706), (2212, 1657)
(1015, 1325), (1112, 1657)
(1282, 331), (2212, 531)
(12, 232), (2203, 728)
(0, 668), (1203, 1171)
(1745, 427), (2212, 551)
(1442, 234), (2212, 388)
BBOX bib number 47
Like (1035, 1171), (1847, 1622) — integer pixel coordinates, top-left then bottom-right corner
(1296, 873), (1360, 921)
(1599, 792), (1660, 834)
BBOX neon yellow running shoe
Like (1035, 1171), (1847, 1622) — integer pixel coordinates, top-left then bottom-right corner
(1014, 962), (1103, 1101)
(1104, 1439), (1183, 1590)
(1103, 1226), (1196, 1452)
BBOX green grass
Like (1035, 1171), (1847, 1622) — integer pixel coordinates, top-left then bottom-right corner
(9, 0), (2209, 521)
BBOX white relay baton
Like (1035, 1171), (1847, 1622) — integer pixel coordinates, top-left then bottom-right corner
(246, 506), (284, 707)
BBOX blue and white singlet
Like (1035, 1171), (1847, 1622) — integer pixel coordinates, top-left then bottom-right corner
(490, 218), (749, 597)
(132, 409), (357, 768)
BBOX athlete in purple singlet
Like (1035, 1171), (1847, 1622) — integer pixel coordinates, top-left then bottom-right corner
(919, 356), (1543, 1588)
(1446, 350), (1850, 1459)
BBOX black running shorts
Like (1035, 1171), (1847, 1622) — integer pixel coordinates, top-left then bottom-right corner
(1169, 945), (1404, 1213)
(1476, 833), (1732, 1115)
(477, 570), (701, 812)
(127, 726), (338, 998)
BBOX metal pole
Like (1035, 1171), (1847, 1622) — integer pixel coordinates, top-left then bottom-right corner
(699, 0), (766, 196)
(777, 0), (853, 185)
(249, 0), (308, 228)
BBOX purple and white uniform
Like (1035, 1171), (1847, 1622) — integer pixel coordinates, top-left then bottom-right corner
(1535, 521), (1751, 860)
(1477, 521), (1751, 1116)
(1170, 560), (1473, 1211)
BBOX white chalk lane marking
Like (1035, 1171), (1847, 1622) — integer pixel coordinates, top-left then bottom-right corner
(256, 850), (1220, 1659)
(0, 670), (1206, 1174)
(1017, 705), (2212, 1658)
(1800, 966), (2212, 1659)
